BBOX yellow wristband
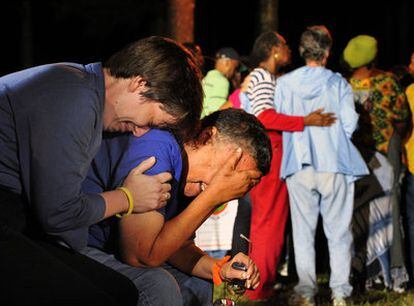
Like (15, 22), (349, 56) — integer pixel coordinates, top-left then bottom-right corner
(116, 187), (134, 218)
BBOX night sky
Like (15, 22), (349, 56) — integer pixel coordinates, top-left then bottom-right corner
(1, 0), (413, 76)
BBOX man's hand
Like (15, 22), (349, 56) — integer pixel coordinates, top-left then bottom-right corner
(123, 157), (172, 213)
(220, 252), (260, 290)
(205, 148), (262, 204)
(304, 108), (336, 126)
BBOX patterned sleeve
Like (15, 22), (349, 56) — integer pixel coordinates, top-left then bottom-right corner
(389, 76), (409, 122)
(247, 69), (276, 116)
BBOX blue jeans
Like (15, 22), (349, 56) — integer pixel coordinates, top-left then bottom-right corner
(405, 172), (414, 278)
(286, 167), (354, 299)
(81, 247), (212, 306)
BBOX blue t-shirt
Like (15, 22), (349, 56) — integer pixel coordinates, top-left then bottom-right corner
(82, 129), (183, 252)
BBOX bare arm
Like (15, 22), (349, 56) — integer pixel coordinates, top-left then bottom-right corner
(119, 192), (217, 267)
(304, 108), (337, 127)
(219, 100), (233, 110)
(168, 243), (260, 289)
(120, 149), (261, 267)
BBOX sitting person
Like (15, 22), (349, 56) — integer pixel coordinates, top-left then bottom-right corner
(0, 36), (204, 305)
(82, 109), (271, 306)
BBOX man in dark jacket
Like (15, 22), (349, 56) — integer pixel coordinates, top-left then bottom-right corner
(0, 36), (204, 305)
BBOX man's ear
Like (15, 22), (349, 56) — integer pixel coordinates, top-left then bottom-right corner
(322, 50), (330, 65)
(128, 76), (147, 93)
(198, 126), (218, 145)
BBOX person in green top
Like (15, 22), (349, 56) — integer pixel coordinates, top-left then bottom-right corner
(201, 48), (240, 118)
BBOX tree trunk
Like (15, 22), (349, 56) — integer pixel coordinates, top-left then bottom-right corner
(260, 0), (279, 32)
(168, 0), (194, 43)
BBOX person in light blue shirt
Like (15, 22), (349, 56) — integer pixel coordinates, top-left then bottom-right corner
(274, 26), (369, 306)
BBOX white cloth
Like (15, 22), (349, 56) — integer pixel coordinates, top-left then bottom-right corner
(194, 200), (238, 251)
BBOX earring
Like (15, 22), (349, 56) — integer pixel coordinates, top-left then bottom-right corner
(274, 53), (279, 60)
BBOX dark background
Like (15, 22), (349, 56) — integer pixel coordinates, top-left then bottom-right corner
(1, 0), (413, 76)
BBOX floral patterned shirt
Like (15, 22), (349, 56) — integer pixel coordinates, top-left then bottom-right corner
(350, 73), (409, 154)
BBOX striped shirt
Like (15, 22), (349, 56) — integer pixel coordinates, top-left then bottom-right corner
(246, 68), (276, 116)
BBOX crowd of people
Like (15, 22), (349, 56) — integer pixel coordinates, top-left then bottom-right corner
(0, 24), (413, 306)
(192, 26), (414, 306)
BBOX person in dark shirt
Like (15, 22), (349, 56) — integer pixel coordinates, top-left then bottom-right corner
(82, 109), (271, 306)
(0, 36), (225, 305)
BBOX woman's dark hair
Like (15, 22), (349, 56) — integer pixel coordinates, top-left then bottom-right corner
(299, 25), (332, 62)
(104, 36), (203, 137)
(250, 31), (282, 68)
(198, 109), (272, 175)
